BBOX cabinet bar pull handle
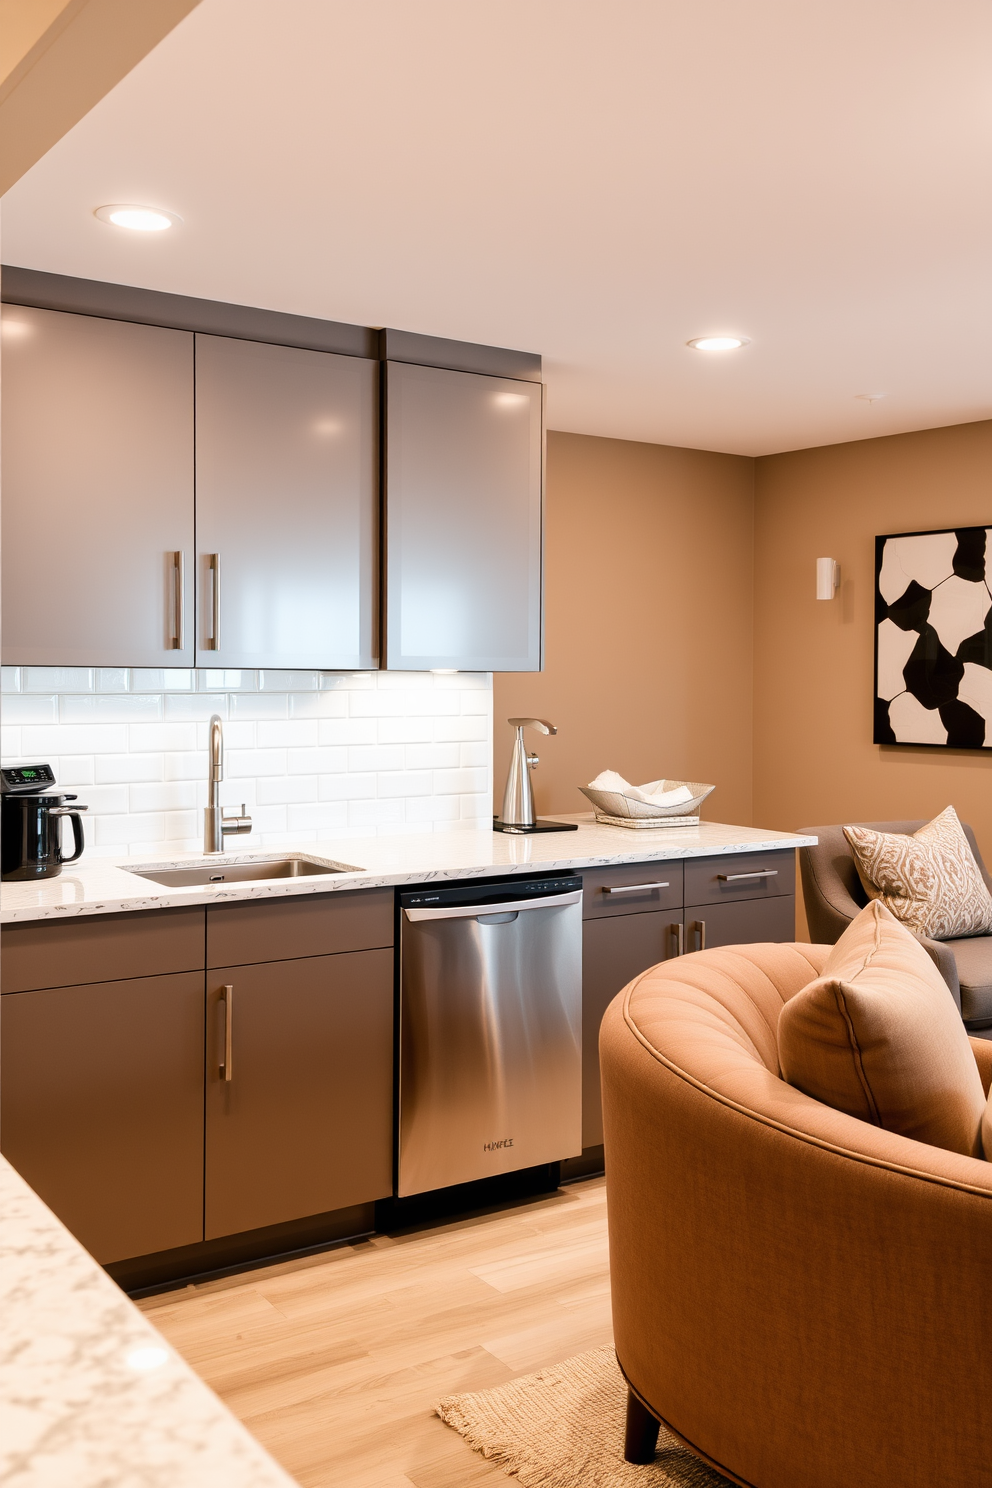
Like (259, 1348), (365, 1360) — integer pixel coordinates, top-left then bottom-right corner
(171, 551), (185, 651)
(670, 922), (684, 956)
(717, 869), (779, 882)
(209, 553), (221, 650)
(692, 920), (706, 951)
(220, 984), (233, 1081)
(602, 881), (670, 895)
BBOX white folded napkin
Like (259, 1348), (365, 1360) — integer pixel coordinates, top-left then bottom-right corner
(587, 770), (694, 808)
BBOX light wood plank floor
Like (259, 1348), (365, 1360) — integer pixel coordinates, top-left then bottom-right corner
(137, 1178), (612, 1488)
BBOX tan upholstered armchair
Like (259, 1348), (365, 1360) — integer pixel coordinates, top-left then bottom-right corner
(601, 942), (992, 1488)
(799, 820), (992, 1035)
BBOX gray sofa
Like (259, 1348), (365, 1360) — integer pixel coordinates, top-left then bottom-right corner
(799, 820), (992, 1036)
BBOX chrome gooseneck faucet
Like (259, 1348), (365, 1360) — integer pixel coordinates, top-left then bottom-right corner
(500, 717), (556, 829)
(204, 714), (253, 853)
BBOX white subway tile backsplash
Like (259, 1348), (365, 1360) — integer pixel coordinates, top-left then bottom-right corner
(376, 716), (433, 745)
(258, 670), (319, 691)
(96, 669), (131, 693)
(54, 756), (96, 787)
(128, 722), (198, 753)
(318, 717), (377, 746)
(434, 715), (489, 743)
(23, 667), (94, 693)
(96, 753), (166, 785)
(256, 775), (318, 806)
(405, 743), (460, 770)
(318, 772), (376, 801)
(256, 720), (318, 749)
(434, 767), (488, 795)
(1, 695), (59, 725)
(129, 781), (199, 813)
(22, 724), (129, 754)
(347, 744), (405, 773)
(287, 746), (348, 775)
(60, 694), (163, 723)
(1, 670), (492, 853)
(377, 770), (433, 798)
(229, 693), (290, 722)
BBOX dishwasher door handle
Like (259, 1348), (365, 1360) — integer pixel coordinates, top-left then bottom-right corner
(404, 889), (582, 922)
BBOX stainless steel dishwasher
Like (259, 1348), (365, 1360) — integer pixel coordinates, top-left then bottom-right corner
(398, 874), (583, 1197)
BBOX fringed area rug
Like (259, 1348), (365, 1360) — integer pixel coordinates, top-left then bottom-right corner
(435, 1345), (734, 1487)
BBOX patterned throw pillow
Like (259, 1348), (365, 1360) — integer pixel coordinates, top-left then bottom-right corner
(844, 806), (992, 941)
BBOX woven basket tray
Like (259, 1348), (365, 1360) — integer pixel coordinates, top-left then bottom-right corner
(594, 812), (700, 829)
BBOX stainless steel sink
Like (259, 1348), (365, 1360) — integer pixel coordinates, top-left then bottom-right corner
(130, 856), (361, 888)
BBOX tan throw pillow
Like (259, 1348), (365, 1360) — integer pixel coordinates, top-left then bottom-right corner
(843, 806), (992, 941)
(778, 900), (986, 1157)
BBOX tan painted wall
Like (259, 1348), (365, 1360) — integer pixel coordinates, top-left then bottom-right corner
(493, 430), (755, 826)
(753, 421), (992, 869)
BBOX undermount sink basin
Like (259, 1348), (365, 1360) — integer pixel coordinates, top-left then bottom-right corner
(130, 856), (361, 888)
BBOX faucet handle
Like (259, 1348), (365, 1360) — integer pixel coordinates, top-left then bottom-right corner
(507, 717), (557, 736)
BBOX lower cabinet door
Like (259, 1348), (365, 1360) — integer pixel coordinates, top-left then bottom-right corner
(683, 895), (796, 952)
(0, 973), (205, 1264)
(205, 948), (393, 1239)
(581, 911), (683, 1149)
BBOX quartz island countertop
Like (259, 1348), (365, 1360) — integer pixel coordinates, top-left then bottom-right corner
(0, 816), (815, 924)
(0, 1155), (296, 1488)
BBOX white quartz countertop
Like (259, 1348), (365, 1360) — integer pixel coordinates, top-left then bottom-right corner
(0, 816), (815, 924)
(0, 1155), (296, 1488)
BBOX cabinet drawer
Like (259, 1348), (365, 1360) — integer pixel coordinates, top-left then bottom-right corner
(207, 888), (393, 967)
(683, 850), (794, 907)
(683, 895), (797, 951)
(0, 907), (205, 993)
(582, 861), (683, 920)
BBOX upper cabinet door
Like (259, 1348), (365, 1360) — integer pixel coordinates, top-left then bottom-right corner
(194, 335), (377, 670)
(1, 306), (194, 666)
(384, 362), (543, 671)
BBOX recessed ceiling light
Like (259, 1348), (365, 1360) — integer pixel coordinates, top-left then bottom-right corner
(687, 336), (750, 352)
(94, 204), (182, 232)
(854, 392), (886, 403)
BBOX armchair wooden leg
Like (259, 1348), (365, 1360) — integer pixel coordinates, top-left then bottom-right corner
(624, 1387), (661, 1464)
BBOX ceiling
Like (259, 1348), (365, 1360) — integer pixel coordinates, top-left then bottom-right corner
(2, 0), (990, 456)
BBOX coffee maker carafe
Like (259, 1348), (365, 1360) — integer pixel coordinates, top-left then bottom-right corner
(1, 764), (88, 881)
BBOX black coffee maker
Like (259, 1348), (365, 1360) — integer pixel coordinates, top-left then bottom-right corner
(1, 764), (89, 881)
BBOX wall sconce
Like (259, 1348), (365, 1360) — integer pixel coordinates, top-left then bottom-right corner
(816, 557), (840, 600)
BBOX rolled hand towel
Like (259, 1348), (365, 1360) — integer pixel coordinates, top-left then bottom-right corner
(587, 771), (694, 808)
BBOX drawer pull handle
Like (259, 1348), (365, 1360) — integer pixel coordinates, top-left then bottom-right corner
(208, 552), (221, 650)
(692, 920), (706, 951)
(670, 922), (684, 956)
(602, 881), (670, 895)
(171, 550), (185, 651)
(717, 869), (779, 882)
(220, 984), (234, 1081)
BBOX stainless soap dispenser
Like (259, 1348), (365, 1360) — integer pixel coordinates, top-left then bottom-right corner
(493, 718), (578, 835)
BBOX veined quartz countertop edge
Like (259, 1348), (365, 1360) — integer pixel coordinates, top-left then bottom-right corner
(0, 816), (816, 924)
(0, 1153), (297, 1488)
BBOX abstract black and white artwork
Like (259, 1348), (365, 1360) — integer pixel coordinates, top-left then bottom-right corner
(875, 526), (992, 748)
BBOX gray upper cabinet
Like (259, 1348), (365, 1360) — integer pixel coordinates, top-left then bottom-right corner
(194, 335), (377, 669)
(1, 306), (195, 666)
(384, 361), (543, 671)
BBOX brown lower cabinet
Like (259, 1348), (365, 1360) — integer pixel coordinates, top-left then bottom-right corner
(205, 948), (393, 1238)
(580, 911), (684, 1148)
(0, 971), (205, 1264)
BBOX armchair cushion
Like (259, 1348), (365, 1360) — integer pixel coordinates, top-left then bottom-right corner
(779, 901), (987, 1158)
(843, 806), (992, 941)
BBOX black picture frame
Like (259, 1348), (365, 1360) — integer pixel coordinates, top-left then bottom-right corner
(874, 524), (992, 749)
